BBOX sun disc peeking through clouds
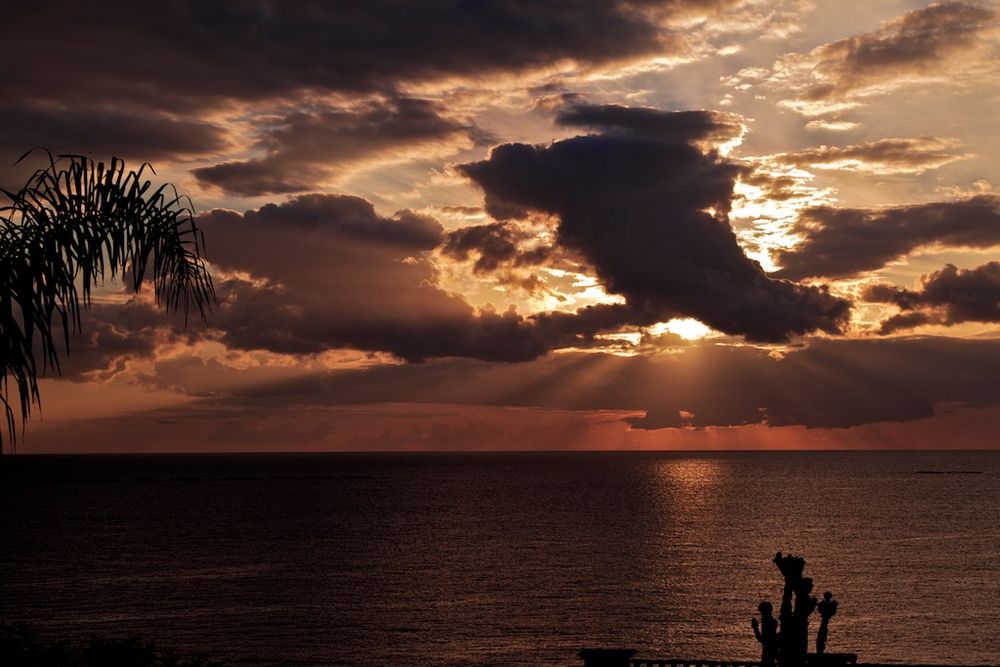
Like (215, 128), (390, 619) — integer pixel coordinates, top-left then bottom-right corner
(650, 318), (714, 341)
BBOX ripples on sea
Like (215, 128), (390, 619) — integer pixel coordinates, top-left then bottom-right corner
(2, 451), (999, 665)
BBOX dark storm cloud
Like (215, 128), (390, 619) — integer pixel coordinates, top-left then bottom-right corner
(459, 105), (849, 343)
(198, 195), (548, 362)
(0, 106), (229, 188)
(163, 336), (1000, 430)
(3, 1), (737, 192)
(792, 1), (995, 102)
(772, 137), (964, 174)
(864, 262), (1000, 334)
(197, 184), (787, 361)
(193, 98), (475, 196)
(0, 107), (228, 162)
(206, 193), (444, 255)
(441, 221), (552, 274)
(532, 303), (667, 349)
(5, 1), (714, 113)
(212, 277), (549, 363)
(776, 195), (1000, 280)
(555, 103), (744, 143)
(46, 300), (202, 382)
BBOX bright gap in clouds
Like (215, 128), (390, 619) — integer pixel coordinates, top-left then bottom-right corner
(649, 318), (713, 340)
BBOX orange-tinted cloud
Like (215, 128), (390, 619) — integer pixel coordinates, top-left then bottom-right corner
(728, 2), (997, 115)
(60, 335), (1000, 432)
(193, 98), (479, 196)
(769, 136), (965, 174)
(198, 195), (549, 361)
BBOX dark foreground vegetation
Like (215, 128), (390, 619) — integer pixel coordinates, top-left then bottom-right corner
(0, 623), (222, 666)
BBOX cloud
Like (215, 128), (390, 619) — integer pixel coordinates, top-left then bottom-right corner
(3, 1), (744, 192)
(44, 298), (203, 383)
(735, 1), (997, 113)
(864, 261), (1000, 333)
(197, 192), (692, 360)
(803, 119), (859, 132)
(54, 179), (850, 371)
(441, 221), (553, 274)
(535, 303), (675, 350)
(0, 106), (228, 163)
(624, 336), (1000, 429)
(554, 101), (745, 144)
(142, 336), (1000, 431)
(770, 136), (966, 174)
(0, 106), (229, 187)
(198, 194), (550, 362)
(459, 103), (849, 342)
(776, 194), (1000, 280)
(192, 98), (476, 196)
(213, 277), (549, 363)
(736, 170), (813, 202)
(5, 1), (719, 113)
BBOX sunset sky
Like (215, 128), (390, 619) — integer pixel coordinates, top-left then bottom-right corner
(7, 0), (1000, 451)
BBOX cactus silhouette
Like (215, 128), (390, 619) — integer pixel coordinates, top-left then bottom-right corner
(753, 552), (835, 667)
(751, 600), (779, 667)
(816, 591), (839, 655)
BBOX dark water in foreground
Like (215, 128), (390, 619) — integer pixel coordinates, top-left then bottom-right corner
(2, 452), (999, 666)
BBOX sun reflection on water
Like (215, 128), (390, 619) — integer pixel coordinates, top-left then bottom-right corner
(660, 457), (725, 491)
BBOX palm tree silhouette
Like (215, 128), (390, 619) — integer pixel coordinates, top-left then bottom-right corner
(0, 152), (215, 452)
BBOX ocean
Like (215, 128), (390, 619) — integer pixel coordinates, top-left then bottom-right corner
(2, 452), (999, 666)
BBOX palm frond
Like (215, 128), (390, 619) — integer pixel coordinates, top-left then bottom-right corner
(0, 152), (215, 453)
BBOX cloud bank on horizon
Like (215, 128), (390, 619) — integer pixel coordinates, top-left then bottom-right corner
(5, 0), (1000, 448)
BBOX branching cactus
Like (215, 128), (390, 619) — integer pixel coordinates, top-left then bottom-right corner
(753, 553), (837, 667)
(816, 591), (839, 655)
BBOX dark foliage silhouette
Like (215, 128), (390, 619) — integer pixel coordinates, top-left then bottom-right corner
(0, 622), (221, 666)
(0, 152), (214, 452)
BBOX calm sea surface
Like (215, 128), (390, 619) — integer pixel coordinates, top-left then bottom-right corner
(2, 452), (999, 666)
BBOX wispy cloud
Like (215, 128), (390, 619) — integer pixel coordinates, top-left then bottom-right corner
(767, 136), (967, 174)
(728, 1), (998, 115)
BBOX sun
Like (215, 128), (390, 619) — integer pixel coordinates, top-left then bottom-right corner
(649, 318), (714, 341)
